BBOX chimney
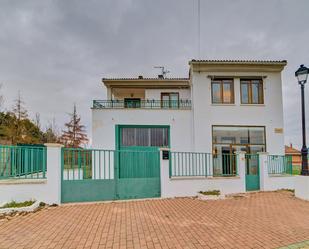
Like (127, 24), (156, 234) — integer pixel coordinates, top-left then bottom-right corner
(138, 75), (143, 79)
(158, 74), (164, 79)
(290, 143), (293, 148)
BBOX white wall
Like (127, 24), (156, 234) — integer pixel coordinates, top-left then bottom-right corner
(259, 153), (295, 191)
(92, 109), (193, 151)
(0, 144), (62, 205)
(191, 72), (285, 154)
(145, 89), (191, 100)
(160, 151), (246, 197)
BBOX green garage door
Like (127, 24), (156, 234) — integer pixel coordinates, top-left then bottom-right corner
(116, 125), (169, 199)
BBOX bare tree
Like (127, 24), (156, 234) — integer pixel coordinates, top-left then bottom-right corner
(60, 104), (88, 147)
(35, 112), (41, 129)
(0, 84), (4, 111)
(12, 91), (28, 121)
(44, 117), (59, 143)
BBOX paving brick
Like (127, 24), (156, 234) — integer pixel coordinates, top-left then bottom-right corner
(0, 192), (309, 248)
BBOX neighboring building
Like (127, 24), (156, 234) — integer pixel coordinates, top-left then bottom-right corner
(285, 144), (301, 168)
(92, 59), (287, 157)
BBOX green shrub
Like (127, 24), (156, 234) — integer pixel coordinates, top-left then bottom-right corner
(0, 200), (35, 209)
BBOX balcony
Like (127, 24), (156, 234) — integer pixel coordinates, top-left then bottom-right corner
(92, 99), (191, 110)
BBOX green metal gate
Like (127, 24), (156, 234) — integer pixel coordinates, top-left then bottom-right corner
(61, 148), (161, 203)
(115, 125), (169, 199)
(245, 154), (260, 191)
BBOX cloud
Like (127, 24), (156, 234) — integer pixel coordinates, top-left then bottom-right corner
(0, 0), (309, 148)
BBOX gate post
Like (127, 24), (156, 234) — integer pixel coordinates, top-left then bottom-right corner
(258, 152), (269, 191)
(44, 143), (64, 204)
(235, 151), (246, 192)
(159, 148), (170, 198)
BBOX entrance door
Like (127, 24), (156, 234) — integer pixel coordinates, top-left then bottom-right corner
(116, 125), (169, 199)
(245, 147), (261, 191)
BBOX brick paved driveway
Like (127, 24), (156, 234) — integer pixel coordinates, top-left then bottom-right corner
(0, 191), (309, 249)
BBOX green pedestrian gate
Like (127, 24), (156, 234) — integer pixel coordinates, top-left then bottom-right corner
(245, 154), (260, 191)
(61, 148), (161, 203)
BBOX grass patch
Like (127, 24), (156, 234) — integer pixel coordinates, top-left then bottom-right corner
(0, 200), (35, 209)
(199, 190), (221, 196)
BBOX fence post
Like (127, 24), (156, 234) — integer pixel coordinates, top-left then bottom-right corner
(159, 148), (170, 198)
(258, 152), (269, 191)
(44, 143), (63, 204)
(235, 151), (246, 192)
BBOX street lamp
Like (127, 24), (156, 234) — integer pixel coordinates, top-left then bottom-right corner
(295, 64), (309, 175)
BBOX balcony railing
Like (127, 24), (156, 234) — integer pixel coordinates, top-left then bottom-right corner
(92, 99), (192, 109)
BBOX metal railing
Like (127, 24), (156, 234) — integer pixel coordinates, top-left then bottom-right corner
(268, 155), (293, 175)
(92, 99), (191, 109)
(170, 152), (238, 177)
(0, 145), (47, 179)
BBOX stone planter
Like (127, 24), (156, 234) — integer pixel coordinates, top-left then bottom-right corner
(0, 201), (41, 214)
(197, 193), (225, 201)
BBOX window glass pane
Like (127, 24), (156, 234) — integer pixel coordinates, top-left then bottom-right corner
(170, 93), (179, 108)
(249, 127), (265, 144)
(252, 83), (259, 104)
(161, 94), (169, 108)
(223, 83), (232, 103)
(212, 82), (221, 103)
(241, 83), (249, 103)
(135, 128), (149, 146)
(213, 126), (265, 146)
(121, 128), (135, 146)
(122, 127), (169, 147)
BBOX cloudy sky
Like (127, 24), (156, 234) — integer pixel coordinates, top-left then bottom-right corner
(1, 0), (309, 148)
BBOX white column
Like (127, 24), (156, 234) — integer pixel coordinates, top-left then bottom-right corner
(159, 148), (170, 198)
(107, 87), (112, 100)
(258, 152), (269, 191)
(235, 151), (246, 192)
(44, 143), (63, 204)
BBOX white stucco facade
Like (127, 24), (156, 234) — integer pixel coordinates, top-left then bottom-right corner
(93, 60), (287, 155)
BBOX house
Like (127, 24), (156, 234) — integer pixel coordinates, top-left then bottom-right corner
(92, 59), (287, 156)
(285, 143), (301, 172)
(90, 59), (288, 198)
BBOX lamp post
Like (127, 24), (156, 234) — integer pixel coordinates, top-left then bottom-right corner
(295, 64), (309, 175)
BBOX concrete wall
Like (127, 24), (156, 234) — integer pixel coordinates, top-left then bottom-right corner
(191, 71), (285, 154)
(0, 144), (62, 205)
(92, 109), (193, 151)
(160, 150), (246, 197)
(259, 153), (295, 191)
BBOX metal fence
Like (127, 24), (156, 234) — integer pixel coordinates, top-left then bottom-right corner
(170, 152), (238, 177)
(267, 155), (293, 175)
(0, 145), (46, 179)
(93, 99), (192, 109)
(62, 148), (114, 180)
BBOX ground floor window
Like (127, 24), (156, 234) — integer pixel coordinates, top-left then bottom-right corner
(212, 126), (266, 175)
(121, 127), (169, 147)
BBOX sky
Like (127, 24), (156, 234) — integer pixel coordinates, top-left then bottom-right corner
(1, 0), (309, 148)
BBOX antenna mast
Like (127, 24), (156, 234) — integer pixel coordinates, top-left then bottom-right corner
(154, 66), (170, 78)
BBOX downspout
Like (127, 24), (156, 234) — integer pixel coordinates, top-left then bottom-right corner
(190, 65), (196, 152)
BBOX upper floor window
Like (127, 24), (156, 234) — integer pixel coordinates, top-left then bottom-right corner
(240, 79), (264, 104)
(211, 79), (234, 104)
(161, 92), (179, 108)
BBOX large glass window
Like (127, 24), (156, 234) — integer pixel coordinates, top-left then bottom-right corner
(240, 79), (264, 104)
(211, 79), (234, 104)
(212, 126), (266, 154)
(121, 127), (169, 147)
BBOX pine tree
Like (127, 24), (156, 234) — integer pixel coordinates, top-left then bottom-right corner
(61, 104), (88, 148)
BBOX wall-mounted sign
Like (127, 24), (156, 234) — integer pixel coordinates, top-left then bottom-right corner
(274, 128), (283, 134)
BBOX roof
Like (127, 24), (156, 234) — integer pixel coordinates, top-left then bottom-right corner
(102, 77), (189, 81)
(189, 59), (287, 73)
(189, 59), (287, 65)
(102, 77), (190, 88)
(285, 145), (301, 155)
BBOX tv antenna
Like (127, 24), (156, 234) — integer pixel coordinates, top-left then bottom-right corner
(154, 66), (170, 78)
